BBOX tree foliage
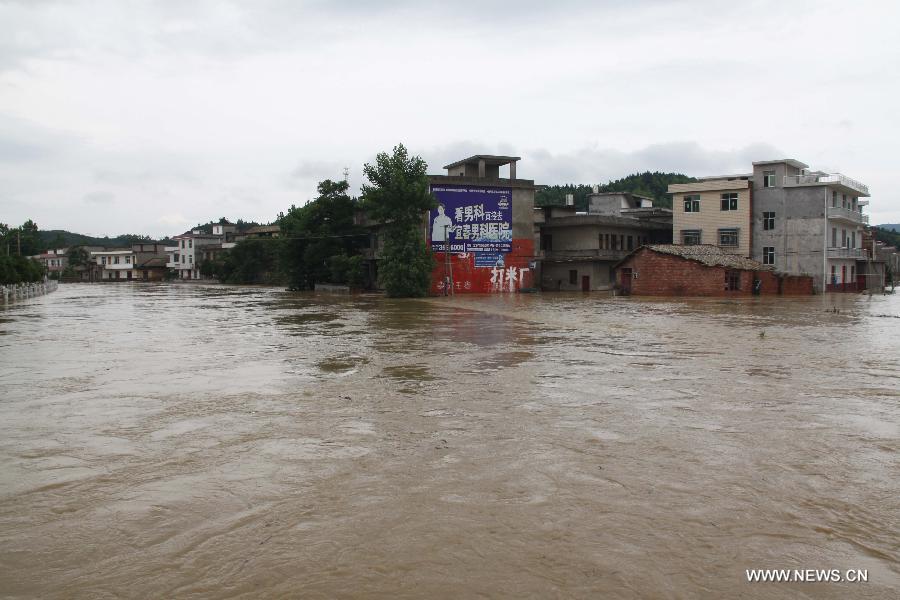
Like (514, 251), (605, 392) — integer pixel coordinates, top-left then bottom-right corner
(0, 255), (45, 284)
(361, 144), (436, 297)
(278, 179), (366, 290)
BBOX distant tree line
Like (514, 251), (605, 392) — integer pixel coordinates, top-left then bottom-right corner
(535, 171), (697, 211)
(0, 221), (45, 284)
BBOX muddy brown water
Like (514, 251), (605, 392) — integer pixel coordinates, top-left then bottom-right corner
(1, 283), (898, 599)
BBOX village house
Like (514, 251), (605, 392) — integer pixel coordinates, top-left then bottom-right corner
(536, 191), (672, 291)
(89, 242), (169, 281)
(668, 158), (875, 293)
(614, 244), (813, 296)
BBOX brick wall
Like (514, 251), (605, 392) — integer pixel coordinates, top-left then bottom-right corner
(617, 248), (813, 296)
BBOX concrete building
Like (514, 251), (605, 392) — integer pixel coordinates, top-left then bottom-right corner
(33, 249), (68, 275)
(669, 177), (751, 257)
(169, 230), (225, 280)
(614, 244), (813, 297)
(537, 191), (672, 291)
(427, 155), (537, 294)
(90, 243), (169, 281)
(751, 159), (871, 293)
(669, 158), (873, 293)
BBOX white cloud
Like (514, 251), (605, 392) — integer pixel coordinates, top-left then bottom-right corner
(0, 0), (898, 235)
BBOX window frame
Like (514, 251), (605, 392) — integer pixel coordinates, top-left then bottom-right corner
(763, 211), (775, 231)
(763, 170), (775, 188)
(681, 229), (702, 245)
(683, 195), (700, 213)
(720, 192), (738, 211)
(763, 246), (775, 265)
(718, 228), (739, 247)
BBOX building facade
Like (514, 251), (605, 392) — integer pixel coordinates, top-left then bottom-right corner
(427, 155), (536, 294)
(537, 192), (672, 291)
(669, 158), (873, 293)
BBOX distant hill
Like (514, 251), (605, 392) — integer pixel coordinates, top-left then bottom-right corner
(536, 172), (697, 211)
(37, 230), (172, 250)
(873, 226), (900, 249)
(877, 223), (900, 232)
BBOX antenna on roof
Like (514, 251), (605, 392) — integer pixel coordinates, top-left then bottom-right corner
(343, 167), (349, 182)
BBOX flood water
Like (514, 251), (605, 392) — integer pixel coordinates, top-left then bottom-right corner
(1, 283), (898, 599)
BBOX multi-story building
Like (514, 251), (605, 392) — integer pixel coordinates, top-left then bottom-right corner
(90, 243), (169, 281)
(751, 159), (870, 293)
(669, 158), (872, 293)
(32, 249), (69, 275)
(669, 177), (752, 257)
(169, 230), (225, 280)
(536, 191), (672, 291)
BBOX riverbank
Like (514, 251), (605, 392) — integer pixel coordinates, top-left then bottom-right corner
(0, 279), (58, 304)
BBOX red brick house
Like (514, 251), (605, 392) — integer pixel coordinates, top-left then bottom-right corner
(614, 244), (813, 296)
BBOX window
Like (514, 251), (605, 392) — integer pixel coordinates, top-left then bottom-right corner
(181, 239), (185, 249)
(627, 235), (633, 250)
(598, 233), (604, 250)
(725, 270), (740, 291)
(763, 170), (775, 187)
(683, 195), (700, 212)
(718, 228), (739, 247)
(851, 265), (856, 280)
(763, 211), (775, 230)
(605, 234), (611, 249)
(682, 230), (702, 245)
(181, 255), (185, 264)
(851, 231), (856, 248)
(832, 191), (837, 207)
(830, 265), (837, 284)
(831, 227), (837, 247)
(842, 194), (847, 209)
(189, 255), (193, 264)
(125, 256), (131, 264)
(763, 247), (775, 265)
(188, 239), (193, 249)
(101, 256), (107, 265)
(114, 256), (120, 264)
(841, 229), (847, 247)
(569, 269), (577, 285)
(720, 193), (738, 211)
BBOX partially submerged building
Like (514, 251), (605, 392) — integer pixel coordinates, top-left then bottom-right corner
(427, 155), (537, 294)
(614, 244), (813, 296)
(668, 158), (875, 293)
(536, 191), (672, 291)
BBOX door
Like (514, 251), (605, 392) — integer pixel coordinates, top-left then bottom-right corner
(581, 275), (590, 292)
(620, 268), (632, 294)
(841, 265), (847, 291)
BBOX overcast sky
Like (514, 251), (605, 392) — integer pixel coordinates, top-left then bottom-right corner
(1, 0), (898, 238)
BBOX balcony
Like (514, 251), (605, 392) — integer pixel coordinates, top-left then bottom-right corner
(827, 206), (869, 224)
(543, 249), (629, 262)
(783, 173), (869, 196)
(827, 247), (867, 260)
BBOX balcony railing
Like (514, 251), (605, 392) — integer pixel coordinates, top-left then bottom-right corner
(784, 173), (869, 196)
(827, 206), (869, 224)
(543, 249), (629, 261)
(827, 247), (867, 259)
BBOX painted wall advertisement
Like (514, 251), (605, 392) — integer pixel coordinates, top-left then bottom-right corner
(429, 185), (512, 254)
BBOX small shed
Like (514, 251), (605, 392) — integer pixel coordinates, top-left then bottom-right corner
(613, 244), (813, 296)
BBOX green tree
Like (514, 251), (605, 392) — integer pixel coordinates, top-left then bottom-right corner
(66, 246), (89, 267)
(360, 144), (436, 297)
(279, 179), (365, 289)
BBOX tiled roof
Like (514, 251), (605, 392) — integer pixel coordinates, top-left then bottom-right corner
(644, 244), (774, 271)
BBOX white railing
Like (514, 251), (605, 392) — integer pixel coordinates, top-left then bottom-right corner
(827, 206), (869, 224)
(827, 247), (867, 259)
(784, 173), (869, 195)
